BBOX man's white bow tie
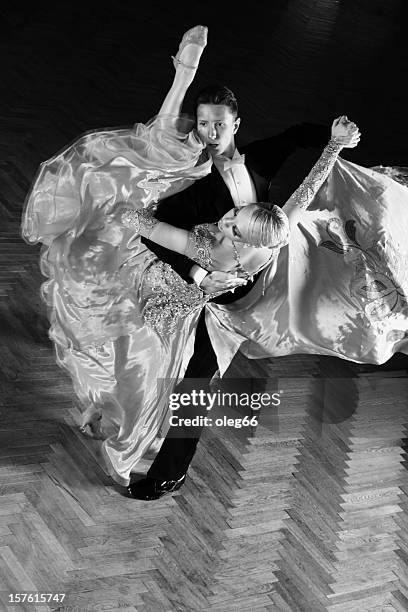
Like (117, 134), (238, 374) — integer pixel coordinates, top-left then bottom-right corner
(215, 153), (246, 171)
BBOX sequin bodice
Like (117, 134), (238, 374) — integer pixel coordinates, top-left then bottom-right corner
(142, 223), (275, 334)
(141, 259), (208, 335)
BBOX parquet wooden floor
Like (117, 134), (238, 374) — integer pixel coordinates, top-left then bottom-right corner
(1, 2), (408, 610)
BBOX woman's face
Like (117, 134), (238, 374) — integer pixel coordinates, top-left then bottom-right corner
(218, 206), (289, 250)
(218, 206), (254, 243)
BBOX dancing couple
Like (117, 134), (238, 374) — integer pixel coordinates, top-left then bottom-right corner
(22, 26), (408, 500)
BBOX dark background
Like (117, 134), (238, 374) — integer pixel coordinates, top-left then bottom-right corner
(1, 0), (407, 210)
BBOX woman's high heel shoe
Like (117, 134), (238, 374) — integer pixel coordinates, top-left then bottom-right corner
(79, 413), (105, 440)
(172, 25), (208, 70)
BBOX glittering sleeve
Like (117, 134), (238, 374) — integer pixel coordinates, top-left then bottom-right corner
(284, 139), (343, 213)
(121, 206), (159, 238)
(184, 224), (215, 270)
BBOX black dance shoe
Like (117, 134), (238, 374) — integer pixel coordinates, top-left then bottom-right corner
(127, 475), (186, 500)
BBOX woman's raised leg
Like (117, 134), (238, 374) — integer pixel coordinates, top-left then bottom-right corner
(158, 25), (208, 117)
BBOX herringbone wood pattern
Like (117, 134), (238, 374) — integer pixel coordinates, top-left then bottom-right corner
(1, 2), (408, 610)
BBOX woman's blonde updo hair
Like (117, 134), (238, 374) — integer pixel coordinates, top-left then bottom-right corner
(240, 202), (289, 248)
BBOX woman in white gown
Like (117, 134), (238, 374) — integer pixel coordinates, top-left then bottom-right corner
(22, 26), (408, 486)
(21, 26), (215, 483)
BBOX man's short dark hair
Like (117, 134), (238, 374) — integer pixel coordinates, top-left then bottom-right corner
(194, 85), (239, 117)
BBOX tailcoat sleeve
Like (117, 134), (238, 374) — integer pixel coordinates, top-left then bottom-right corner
(243, 123), (330, 178)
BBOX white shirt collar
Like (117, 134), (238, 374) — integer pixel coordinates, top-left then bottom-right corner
(212, 149), (246, 171)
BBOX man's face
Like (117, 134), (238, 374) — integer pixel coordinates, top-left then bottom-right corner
(196, 104), (240, 158)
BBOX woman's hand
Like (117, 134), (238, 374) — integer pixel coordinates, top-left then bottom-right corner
(331, 116), (361, 148)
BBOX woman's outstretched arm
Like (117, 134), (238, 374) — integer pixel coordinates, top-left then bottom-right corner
(157, 25), (207, 118)
(121, 208), (214, 270)
(283, 116), (360, 223)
